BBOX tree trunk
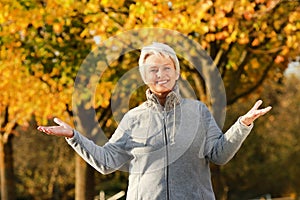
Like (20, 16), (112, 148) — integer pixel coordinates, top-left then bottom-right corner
(0, 134), (15, 200)
(196, 50), (228, 200)
(211, 164), (228, 200)
(75, 155), (95, 200)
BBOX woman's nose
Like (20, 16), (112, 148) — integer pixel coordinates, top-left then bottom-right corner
(156, 69), (163, 77)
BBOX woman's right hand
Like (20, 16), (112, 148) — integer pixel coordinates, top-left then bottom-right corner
(37, 118), (74, 138)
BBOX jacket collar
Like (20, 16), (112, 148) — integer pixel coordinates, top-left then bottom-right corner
(145, 83), (182, 111)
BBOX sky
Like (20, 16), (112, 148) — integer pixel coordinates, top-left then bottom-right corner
(284, 57), (300, 78)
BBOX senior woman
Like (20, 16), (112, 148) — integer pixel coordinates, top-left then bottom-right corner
(38, 42), (271, 200)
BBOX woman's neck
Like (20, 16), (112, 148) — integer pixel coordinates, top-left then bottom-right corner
(152, 91), (170, 106)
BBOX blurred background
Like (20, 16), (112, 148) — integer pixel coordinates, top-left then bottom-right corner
(1, 0), (300, 199)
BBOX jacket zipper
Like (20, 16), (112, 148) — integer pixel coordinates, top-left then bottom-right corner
(163, 111), (170, 200)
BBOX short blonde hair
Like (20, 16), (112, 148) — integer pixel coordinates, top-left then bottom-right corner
(139, 42), (180, 83)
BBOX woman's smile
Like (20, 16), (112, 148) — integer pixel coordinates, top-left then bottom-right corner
(156, 80), (168, 85)
(144, 54), (179, 98)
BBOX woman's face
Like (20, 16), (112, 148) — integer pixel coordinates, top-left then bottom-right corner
(144, 54), (179, 96)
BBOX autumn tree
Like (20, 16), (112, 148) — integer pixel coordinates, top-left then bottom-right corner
(0, 0), (129, 199)
(1, 0), (300, 199)
(109, 0), (300, 198)
(13, 121), (76, 200)
(0, 1), (75, 199)
(222, 73), (300, 199)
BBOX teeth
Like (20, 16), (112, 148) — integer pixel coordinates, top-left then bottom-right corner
(157, 80), (168, 85)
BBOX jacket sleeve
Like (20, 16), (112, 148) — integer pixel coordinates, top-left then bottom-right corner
(66, 114), (134, 174)
(202, 105), (253, 165)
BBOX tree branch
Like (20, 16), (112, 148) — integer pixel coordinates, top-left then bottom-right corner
(227, 54), (277, 105)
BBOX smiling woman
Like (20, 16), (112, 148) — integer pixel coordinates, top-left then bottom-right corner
(143, 55), (179, 105)
(37, 42), (272, 200)
(138, 42), (180, 105)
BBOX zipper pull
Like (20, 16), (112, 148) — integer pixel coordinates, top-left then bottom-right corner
(163, 110), (167, 122)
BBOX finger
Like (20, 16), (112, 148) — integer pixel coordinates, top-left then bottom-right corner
(252, 100), (263, 111)
(53, 118), (64, 126)
(54, 117), (72, 129)
(252, 106), (272, 120)
(37, 126), (49, 134)
(37, 126), (54, 134)
(259, 106), (272, 115)
(37, 126), (48, 132)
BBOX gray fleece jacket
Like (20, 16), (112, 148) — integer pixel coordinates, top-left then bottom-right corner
(66, 86), (253, 200)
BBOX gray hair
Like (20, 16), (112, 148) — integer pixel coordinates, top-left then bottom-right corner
(138, 42), (180, 83)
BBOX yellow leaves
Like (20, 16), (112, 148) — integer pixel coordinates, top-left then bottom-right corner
(251, 38), (260, 47)
(274, 55), (284, 64)
(284, 9), (300, 36)
(215, 31), (229, 40)
(83, 1), (100, 14)
(287, 35), (299, 49)
(105, 118), (113, 128)
(201, 0), (214, 11)
(0, 0), (299, 133)
(1, 44), (73, 127)
(0, 4), (8, 24)
(238, 33), (249, 45)
(226, 60), (238, 71)
(53, 23), (63, 34)
(136, 1), (147, 15)
(284, 23), (296, 35)
(100, 0), (110, 6)
(205, 33), (215, 42)
(217, 0), (234, 13)
(198, 24), (209, 35)
(251, 32), (265, 47)
(273, 19), (284, 31)
(100, 0), (125, 9)
(95, 82), (113, 108)
(0, 2), (15, 25)
(80, 28), (90, 38)
(226, 30), (238, 44)
(288, 10), (300, 24)
(55, 0), (75, 8)
(1, 66), (39, 126)
(0, 45), (7, 59)
(250, 58), (260, 69)
(84, 13), (101, 24)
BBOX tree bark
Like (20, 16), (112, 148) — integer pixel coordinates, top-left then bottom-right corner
(211, 164), (228, 200)
(75, 155), (95, 200)
(0, 134), (15, 200)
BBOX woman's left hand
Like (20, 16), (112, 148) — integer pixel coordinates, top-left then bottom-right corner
(240, 100), (272, 126)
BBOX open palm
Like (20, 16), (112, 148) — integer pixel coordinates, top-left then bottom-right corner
(240, 100), (272, 126)
(37, 118), (74, 138)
